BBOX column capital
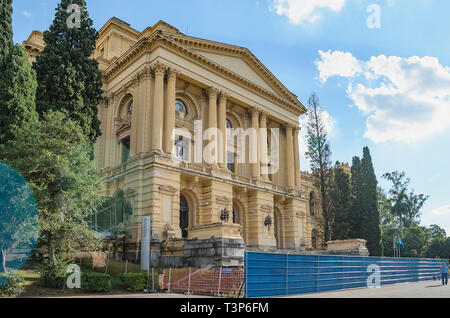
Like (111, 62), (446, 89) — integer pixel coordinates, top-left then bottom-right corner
(131, 74), (140, 87)
(207, 86), (220, 97)
(167, 68), (179, 81)
(152, 62), (168, 75)
(260, 112), (268, 122)
(219, 92), (228, 104)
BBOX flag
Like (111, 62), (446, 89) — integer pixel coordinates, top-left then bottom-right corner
(398, 236), (405, 248)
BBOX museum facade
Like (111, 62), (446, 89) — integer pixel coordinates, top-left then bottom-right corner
(24, 18), (325, 267)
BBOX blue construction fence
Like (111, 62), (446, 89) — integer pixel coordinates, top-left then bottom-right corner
(244, 251), (447, 298)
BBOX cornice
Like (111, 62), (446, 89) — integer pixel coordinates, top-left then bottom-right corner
(102, 33), (306, 116)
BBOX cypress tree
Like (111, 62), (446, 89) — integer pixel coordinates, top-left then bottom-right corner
(349, 156), (363, 239)
(361, 147), (382, 256)
(305, 93), (333, 244)
(329, 163), (351, 240)
(0, 44), (38, 145)
(34, 0), (102, 142)
(0, 0), (13, 59)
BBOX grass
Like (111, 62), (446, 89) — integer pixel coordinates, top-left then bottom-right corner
(4, 259), (162, 297)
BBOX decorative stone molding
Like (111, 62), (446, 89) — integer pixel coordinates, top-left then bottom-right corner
(158, 185), (178, 195)
(216, 196), (231, 204)
(261, 204), (273, 212)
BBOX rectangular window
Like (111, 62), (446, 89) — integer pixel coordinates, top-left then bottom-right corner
(227, 151), (235, 172)
(175, 137), (189, 161)
(121, 137), (130, 164)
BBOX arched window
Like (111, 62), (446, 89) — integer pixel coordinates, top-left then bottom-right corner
(175, 99), (188, 118)
(309, 192), (315, 217)
(126, 101), (133, 120)
(180, 194), (189, 238)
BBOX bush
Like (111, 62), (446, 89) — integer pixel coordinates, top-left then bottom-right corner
(119, 273), (147, 292)
(37, 257), (70, 288)
(81, 272), (111, 293)
(0, 273), (25, 297)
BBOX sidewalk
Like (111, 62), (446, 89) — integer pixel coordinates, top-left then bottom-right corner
(281, 281), (450, 298)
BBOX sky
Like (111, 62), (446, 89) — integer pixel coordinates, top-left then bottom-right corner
(11, 0), (450, 235)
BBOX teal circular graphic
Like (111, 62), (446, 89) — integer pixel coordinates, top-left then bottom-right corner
(0, 162), (39, 287)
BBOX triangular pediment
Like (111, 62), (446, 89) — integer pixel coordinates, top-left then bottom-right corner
(193, 49), (282, 97)
(164, 34), (300, 105)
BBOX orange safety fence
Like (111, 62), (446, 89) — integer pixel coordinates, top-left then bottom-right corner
(161, 267), (245, 297)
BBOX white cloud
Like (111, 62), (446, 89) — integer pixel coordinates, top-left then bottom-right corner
(432, 205), (450, 216)
(270, 0), (346, 25)
(316, 51), (450, 143)
(299, 110), (336, 171)
(22, 11), (31, 18)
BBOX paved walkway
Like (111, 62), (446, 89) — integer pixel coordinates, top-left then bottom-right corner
(282, 281), (450, 298)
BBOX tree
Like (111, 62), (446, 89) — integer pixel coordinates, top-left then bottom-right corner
(2, 111), (103, 284)
(0, 44), (38, 144)
(349, 156), (363, 238)
(425, 238), (450, 259)
(378, 187), (396, 229)
(305, 93), (333, 244)
(0, 0), (13, 59)
(34, 0), (102, 142)
(382, 171), (429, 229)
(427, 224), (447, 241)
(329, 163), (351, 240)
(0, 162), (39, 272)
(360, 147), (382, 256)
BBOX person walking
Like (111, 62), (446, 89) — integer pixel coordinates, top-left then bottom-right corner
(440, 262), (449, 286)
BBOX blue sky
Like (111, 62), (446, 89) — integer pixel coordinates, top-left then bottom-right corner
(11, 0), (450, 234)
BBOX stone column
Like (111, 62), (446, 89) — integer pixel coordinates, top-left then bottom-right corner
(151, 63), (167, 152)
(130, 74), (140, 155)
(137, 67), (151, 155)
(294, 127), (301, 187)
(218, 93), (227, 169)
(251, 108), (260, 180)
(103, 94), (114, 168)
(286, 125), (295, 188)
(260, 112), (269, 181)
(207, 87), (219, 165)
(163, 68), (178, 155)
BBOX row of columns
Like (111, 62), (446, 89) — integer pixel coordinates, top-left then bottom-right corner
(124, 62), (302, 189)
(204, 87), (301, 188)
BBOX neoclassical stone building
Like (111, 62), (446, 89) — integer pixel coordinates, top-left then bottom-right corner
(24, 18), (325, 266)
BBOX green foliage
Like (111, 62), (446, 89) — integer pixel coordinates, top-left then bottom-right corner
(81, 272), (111, 292)
(425, 238), (450, 259)
(427, 224), (447, 241)
(34, 0), (103, 142)
(329, 163), (351, 240)
(2, 111), (103, 275)
(0, 0), (13, 59)
(119, 273), (147, 292)
(37, 257), (70, 288)
(0, 273), (25, 297)
(305, 93), (333, 243)
(0, 44), (38, 144)
(360, 147), (382, 256)
(382, 171), (429, 229)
